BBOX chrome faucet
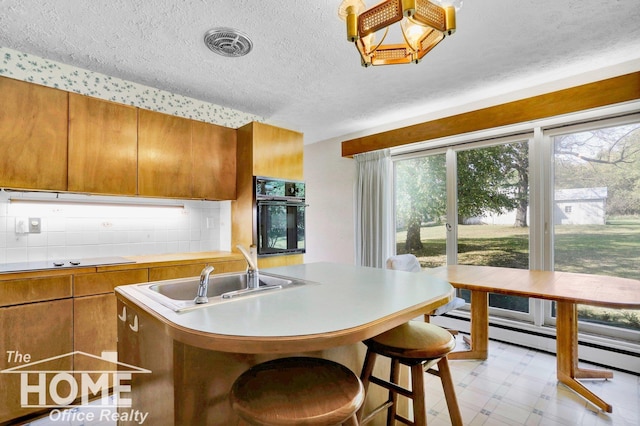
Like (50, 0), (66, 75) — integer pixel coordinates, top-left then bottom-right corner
(221, 245), (283, 300)
(195, 265), (214, 304)
(236, 244), (259, 289)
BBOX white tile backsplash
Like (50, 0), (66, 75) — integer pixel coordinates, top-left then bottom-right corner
(0, 191), (231, 263)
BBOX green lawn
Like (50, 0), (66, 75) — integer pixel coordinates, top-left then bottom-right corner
(396, 216), (640, 330)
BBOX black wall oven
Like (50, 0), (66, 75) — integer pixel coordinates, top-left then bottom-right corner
(254, 177), (306, 256)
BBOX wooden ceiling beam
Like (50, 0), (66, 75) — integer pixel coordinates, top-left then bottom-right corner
(341, 71), (640, 157)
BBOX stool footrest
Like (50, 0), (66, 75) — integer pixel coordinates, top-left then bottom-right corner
(369, 375), (413, 399)
(426, 367), (441, 377)
(360, 401), (393, 425)
(394, 413), (415, 426)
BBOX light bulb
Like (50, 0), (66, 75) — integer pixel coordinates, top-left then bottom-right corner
(432, 0), (463, 12)
(401, 19), (428, 50)
(338, 0), (366, 20)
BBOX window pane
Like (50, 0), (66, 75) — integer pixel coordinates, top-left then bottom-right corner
(553, 122), (640, 331)
(394, 154), (447, 267)
(457, 142), (530, 313)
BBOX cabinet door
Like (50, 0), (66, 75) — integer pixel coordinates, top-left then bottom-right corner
(0, 77), (68, 190)
(73, 269), (149, 378)
(0, 299), (73, 423)
(192, 120), (237, 200)
(68, 94), (138, 195)
(138, 109), (193, 198)
(117, 298), (175, 424)
(251, 122), (303, 180)
(74, 293), (117, 360)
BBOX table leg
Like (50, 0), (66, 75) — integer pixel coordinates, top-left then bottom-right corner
(449, 291), (488, 360)
(555, 301), (613, 413)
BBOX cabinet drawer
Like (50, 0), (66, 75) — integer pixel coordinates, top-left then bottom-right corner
(74, 269), (149, 297)
(149, 260), (246, 281)
(0, 275), (72, 307)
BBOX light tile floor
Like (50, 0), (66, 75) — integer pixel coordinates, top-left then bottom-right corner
(21, 338), (639, 426)
(425, 337), (639, 425)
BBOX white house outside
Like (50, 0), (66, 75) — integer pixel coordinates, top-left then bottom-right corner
(554, 187), (608, 225)
(479, 187), (608, 226)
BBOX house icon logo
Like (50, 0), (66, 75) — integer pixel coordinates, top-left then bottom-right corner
(1, 351), (150, 410)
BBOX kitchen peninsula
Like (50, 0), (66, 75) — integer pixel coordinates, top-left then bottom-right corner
(115, 263), (455, 425)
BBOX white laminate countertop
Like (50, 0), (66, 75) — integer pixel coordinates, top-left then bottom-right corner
(116, 262), (454, 343)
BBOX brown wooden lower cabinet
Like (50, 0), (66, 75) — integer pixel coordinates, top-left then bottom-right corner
(72, 269), (149, 370)
(74, 293), (118, 362)
(0, 258), (246, 424)
(0, 299), (74, 423)
(117, 298), (176, 425)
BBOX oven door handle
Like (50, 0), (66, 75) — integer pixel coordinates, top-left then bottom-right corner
(257, 200), (308, 207)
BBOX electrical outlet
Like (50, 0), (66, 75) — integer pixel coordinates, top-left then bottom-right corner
(29, 217), (42, 233)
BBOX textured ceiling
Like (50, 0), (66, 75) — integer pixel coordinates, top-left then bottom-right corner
(1, 0), (640, 144)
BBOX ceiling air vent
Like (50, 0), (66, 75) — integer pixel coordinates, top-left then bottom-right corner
(204, 28), (253, 57)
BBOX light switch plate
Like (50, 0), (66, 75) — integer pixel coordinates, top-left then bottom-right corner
(15, 217), (28, 234)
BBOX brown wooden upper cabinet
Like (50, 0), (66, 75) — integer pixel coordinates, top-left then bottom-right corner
(0, 76), (68, 191)
(139, 109), (237, 200)
(68, 94), (138, 195)
(138, 109), (193, 198)
(248, 122), (303, 181)
(192, 120), (237, 200)
(0, 77), (237, 200)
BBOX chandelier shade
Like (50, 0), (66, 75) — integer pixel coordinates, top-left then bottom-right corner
(339, 0), (456, 67)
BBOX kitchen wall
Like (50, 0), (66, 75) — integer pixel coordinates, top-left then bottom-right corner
(0, 47), (250, 263)
(303, 138), (355, 265)
(0, 191), (231, 263)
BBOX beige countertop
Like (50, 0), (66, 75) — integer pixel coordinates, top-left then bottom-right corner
(0, 251), (243, 280)
(115, 262), (455, 353)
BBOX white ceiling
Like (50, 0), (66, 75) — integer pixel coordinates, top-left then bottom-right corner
(1, 0), (640, 145)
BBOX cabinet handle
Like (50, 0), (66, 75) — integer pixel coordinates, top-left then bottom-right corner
(129, 315), (139, 332)
(118, 306), (127, 322)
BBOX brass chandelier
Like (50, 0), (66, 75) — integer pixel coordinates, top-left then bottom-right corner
(338, 0), (458, 67)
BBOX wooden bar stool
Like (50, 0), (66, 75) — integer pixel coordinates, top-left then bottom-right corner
(230, 357), (364, 425)
(357, 322), (463, 426)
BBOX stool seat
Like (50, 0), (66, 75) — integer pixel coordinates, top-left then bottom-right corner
(230, 357), (364, 426)
(364, 322), (455, 360)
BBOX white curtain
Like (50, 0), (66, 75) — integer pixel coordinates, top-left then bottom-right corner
(354, 149), (393, 268)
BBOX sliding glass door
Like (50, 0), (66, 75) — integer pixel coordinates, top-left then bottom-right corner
(392, 109), (640, 363)
(394, 138), (532, 320)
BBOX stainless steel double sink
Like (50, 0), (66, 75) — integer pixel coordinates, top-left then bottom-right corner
(135, 271), (308, 312)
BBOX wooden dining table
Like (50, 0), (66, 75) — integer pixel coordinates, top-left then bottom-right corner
(427, 265), (640, 413)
